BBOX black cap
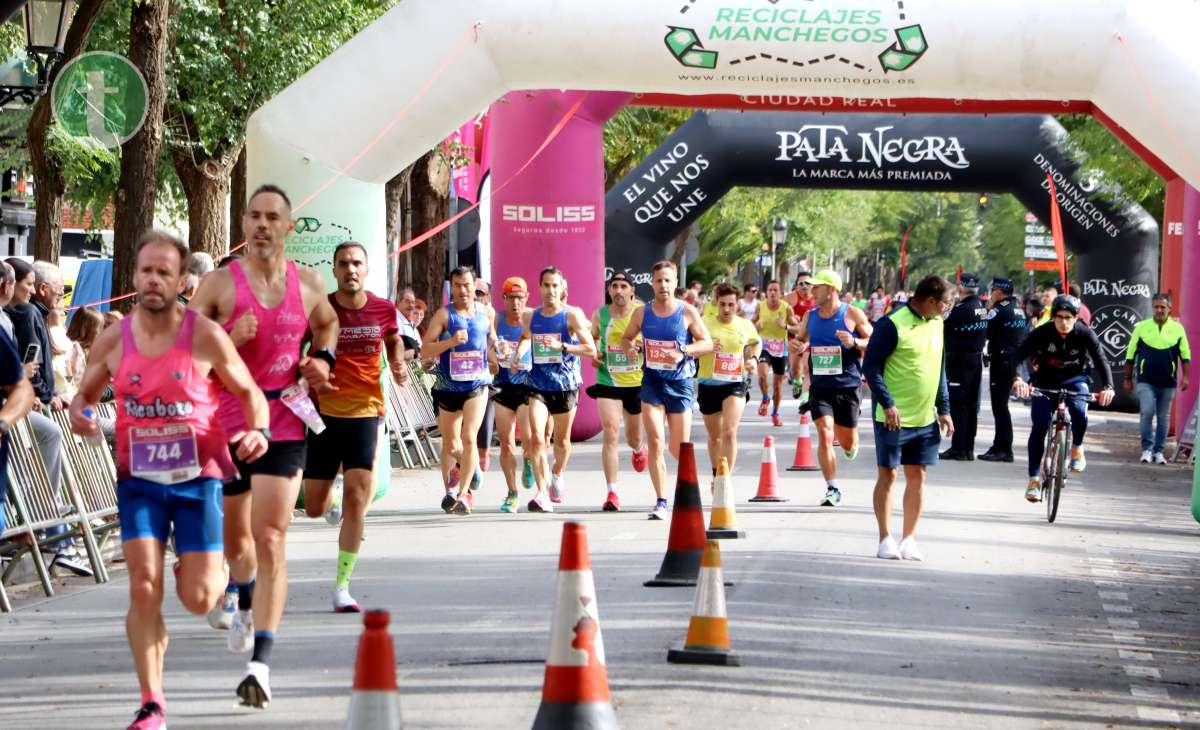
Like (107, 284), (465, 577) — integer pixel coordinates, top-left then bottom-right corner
(607, 271), (631, 285)
(960, 273), (979, 289)
(990, 277), (1013, 294)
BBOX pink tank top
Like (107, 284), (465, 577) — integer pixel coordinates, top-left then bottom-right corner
(217, 259), (309, 441)
(115, 309), (231, 482)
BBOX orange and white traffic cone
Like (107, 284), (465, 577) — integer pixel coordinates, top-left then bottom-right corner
(749, 436), (788, 502)
(645, 442), (708, 586)
(532, 522), (618, 730)
(667, 540), (742, 666)
(346, 610), (402, 729)
(707, 457), (745, 539)
(786, 412), (819, 472)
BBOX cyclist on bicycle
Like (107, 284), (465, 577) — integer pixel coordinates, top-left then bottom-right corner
(1011, 294), (1114, 502)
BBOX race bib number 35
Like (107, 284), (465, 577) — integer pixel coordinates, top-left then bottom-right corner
(644, 339), (679, 371)
(129, 424), (201, 485)
(811, 345), (843, 376)
(532, 333), (563, 364)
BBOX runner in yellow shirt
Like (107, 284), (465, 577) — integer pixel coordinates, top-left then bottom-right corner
(699, 283), (762, 478)
(754, 280), (800, 426)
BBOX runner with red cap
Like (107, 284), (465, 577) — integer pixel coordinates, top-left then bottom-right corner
(492, 276), (534, 513)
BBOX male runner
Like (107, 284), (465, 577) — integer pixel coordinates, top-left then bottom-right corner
(754, 280), (799, 426)
(301, 242), (407, 612)
(585, 272), (648, 512)
(492, 276), (534, 512)
(472, 280), (496, 488)
(785, 271), (816, 398)
(188, 184), (338, 708)
(738, 283), (759, 319)
(698, 283), (760, 478)
(516, 267), (596, 512)
(621, 261), (712, 520)
(71, 231), (269, 729)
(795, 270), (872, 507)
(422, 266), (496, 515)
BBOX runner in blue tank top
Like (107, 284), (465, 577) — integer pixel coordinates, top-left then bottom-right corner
(620, 261), (713, 520)
(492, 276), (534, 513)
(795, 270), (873, 508)
(422, 267), (497, 516)
(513, 267), (596, 513)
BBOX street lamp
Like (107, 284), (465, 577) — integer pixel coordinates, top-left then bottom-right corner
(0, 0), (74, 108)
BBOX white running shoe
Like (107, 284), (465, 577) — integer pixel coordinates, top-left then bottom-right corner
(236, 660), (271, 709)
(1140, 449), (1152, 463)
(898, 537), (924, 562)
(876, 536), (902, 560)
(648, 500), (670, 521)
(527, 493), (554, 513)
(206, 588), (237, 630)
(1152, 452), (1168, 465)
(333, 585), (361, 613)
(325, 475), (344, 526)
(227, 609), (254, 654)
(548, 473), (564, 503)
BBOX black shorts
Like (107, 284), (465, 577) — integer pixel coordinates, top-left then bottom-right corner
(807, 387), (862, 428)
(304, 416), (381, 480)
(585, 383), (642, 415)
(528, 388), (579, 416)
(492, 383), (529, 412)
(223, 440), (307, 496)
(760, 353), (787, 375)
(432, 386), (489, 413)
(698, 382), (749, 415)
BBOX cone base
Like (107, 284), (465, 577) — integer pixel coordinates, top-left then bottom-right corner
(668, 646), (743, 666)
(532, 700), (619, 730)
(706, 528), (746, 539)
(748, 495), (789, 502)
(644, 576), (697, 587)
(786, 466), (820, 472)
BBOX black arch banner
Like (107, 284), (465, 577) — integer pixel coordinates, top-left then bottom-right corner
(605, 111), (1159, 395)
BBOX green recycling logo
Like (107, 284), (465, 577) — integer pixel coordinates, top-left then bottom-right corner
(51, 51), (149, 149)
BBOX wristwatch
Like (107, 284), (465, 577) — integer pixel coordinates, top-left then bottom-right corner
(313, 348), (337, 370)
(256, 426), (273, 440)
(680, 343), (690, 357)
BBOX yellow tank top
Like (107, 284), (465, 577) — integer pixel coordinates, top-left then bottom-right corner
(758, 301), (790, 357)
(598, 306), (642, 388)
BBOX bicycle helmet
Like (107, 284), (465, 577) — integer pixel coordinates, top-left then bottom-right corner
(1051, 294), (1081, 317)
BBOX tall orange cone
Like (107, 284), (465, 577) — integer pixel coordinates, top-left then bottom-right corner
(532, 523), (618, 730)
(707, 457), (745, 539)
(786, 412), (819, 472)
(346, 610), (402, 729)
(667, 540), (741, 666)
(749, 436), (788, 502)
(645, 442), (708, 587)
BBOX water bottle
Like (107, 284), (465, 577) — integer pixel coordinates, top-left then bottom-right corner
(80, 407), (106, 448)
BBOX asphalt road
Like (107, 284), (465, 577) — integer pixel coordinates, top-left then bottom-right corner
(1, 395), (1197, 729)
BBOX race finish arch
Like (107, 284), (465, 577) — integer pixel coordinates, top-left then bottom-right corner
(245, 0), (1200, 440)
(605, 111), (1158, 400)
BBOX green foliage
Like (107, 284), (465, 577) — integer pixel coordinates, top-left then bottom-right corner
(43, 119), (120, 226)
(1057, 114), (1165, 222)
(0, 15), (25, 62)
(604, 106), (691, 188)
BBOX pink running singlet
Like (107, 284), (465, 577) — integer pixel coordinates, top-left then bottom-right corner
(115, 309), (231, 482)
(217, 259), (309, 441)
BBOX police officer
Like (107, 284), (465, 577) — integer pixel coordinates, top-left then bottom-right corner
(940, 273), (988, 460)
(979, 278), (1026, 462)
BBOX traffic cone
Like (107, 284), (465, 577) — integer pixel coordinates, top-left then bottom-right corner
(645, 442), (708, 587)
(667, 541), (742, 666)
(749, 436), (788, 502)
(786, 413), (819, 472)
(532, 523), (618, 730)
(346, 610), (402, 729)
(707, 457), (745, 539)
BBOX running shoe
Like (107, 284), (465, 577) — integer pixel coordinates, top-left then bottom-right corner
(757, 400), (769, 417)
(820, 486), (842, 507)
(521, 459), (535, 489)
(500, 491), (519, 513)
(1025, 477), (1041, 503)
(898, 537), (924, 562)
(771, 413), (783, 427)
(52, 550), (94, 578)
(648, 499), (669, 521)
(876, 536), (901, 560)
(791, 381), (803, 400)
(548, 474), (564, 503)
(440, 491), (457, 513)
(631, 447), (648, 473)
(446, 466), (460, 489)
(1152, 452), (1168, 465)
(842, 443), (859, 460)
(228, 609), (254, 654)
(602, 491), (621, 512)
(325, 475), (344, 526)
(469, 469), (482, 492)
(452, 492), (473, 515)
(528, 493), (554, 513)
(236, 660), (271, 709)
(126, 701), (166, 730)
(333, 585), (361, 613)
(1140, 449), (1152, 464)
(206, 588), (237, 630)
(1069, 446), (1086, 472)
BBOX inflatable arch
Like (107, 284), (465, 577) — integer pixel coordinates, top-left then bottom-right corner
(246, 0), (1200, 439)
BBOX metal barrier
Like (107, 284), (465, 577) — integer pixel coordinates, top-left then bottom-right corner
(385, 362), (440, 468)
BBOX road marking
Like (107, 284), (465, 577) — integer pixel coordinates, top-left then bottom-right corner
(610, 532), (637, 541)
(1088, 557), (1114, 565)
(1111, 632), (1146, 644)
(1129, 685), (1169, 700)
(1102, 603), (1133, 613)
(1124, 665), (1160, 679)
(1108, 618), (1139, 629)
(1097, 590), (1128, 601)
(1137, 707), (1181, 723)
(1118, 649), (1154, 661)
(1090, 568), (1120, 578)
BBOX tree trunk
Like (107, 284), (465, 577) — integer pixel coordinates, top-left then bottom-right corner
(111, 0), (170, 311)
(171, 143), (238, 259)
(384, 165), (413, 299)
(24, 0), (109, 263)
(407, 151), (450, 307)
(229, 144), (246, 249)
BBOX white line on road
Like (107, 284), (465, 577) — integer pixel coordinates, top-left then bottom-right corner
(1124, 665), (1161, 679)
(1137, 707), (1181, 723)
(1108, 617), (1139, 629)
(1111, 632), (1146, 644)
(610, 532), (637, 541)
(1097, 590), (1128, 601)
(1103, 603), (1133, 613)
(1118, 649), (1154, 661)
(1129, 685), (1170, 700)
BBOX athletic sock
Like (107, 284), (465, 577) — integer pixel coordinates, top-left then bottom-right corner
(336, 550), (358, 590)
(236, 579), (255, 611)
(224, 577), (236, 593)
(606, 483), (617, 495)
(251, 630), (275, 664)
(826, 480), (838, 490)
(141, 691), (165, 711)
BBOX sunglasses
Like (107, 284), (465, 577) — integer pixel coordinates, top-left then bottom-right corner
(748, 288), (758, 293)
(475, 290), (488, 297)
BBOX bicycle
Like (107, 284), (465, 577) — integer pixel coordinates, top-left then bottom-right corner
(1030, 387), (1096, 523)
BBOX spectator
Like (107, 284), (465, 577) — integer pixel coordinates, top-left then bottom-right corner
(1067, 283), (1091, 325)
(179, 251), (216, 304)
(0, 322), (35, 534)
(412, 298), (427, 332)
(0, 260), (15, 339)
(1125, 293), (1190, 464)
(46, 303), (71, 399)
(1037, 286), (1058, 326)
(395, 286), (422, 359)
(65, 306), (104, 394)
(103, 310), (124, 330)
(867, 286), (887, 323)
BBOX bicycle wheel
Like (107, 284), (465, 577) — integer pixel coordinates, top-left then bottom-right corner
(1047, 427), (1068, 523)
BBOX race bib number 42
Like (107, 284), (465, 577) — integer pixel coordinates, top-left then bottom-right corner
(811, 345), (843, 376)
(450, 350), (485, 381)
(129, 424), (201, 485)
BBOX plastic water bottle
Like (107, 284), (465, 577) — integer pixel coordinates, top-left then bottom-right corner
(80, 407), (106, 448)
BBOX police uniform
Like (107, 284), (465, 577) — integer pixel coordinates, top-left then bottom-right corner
(941, 274), (988, 459)
(980, 278), (1026, 460)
